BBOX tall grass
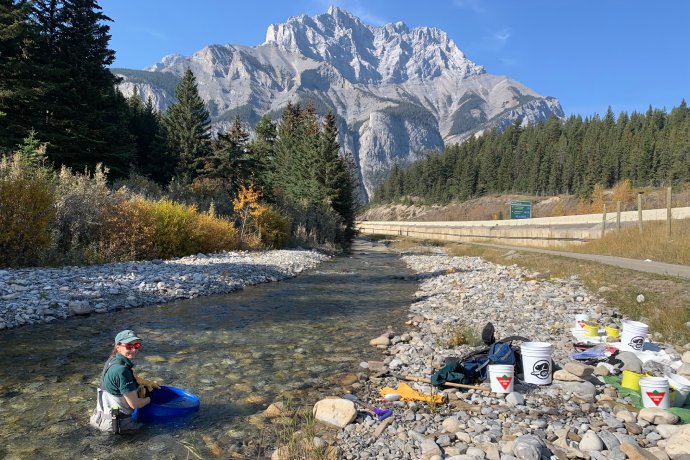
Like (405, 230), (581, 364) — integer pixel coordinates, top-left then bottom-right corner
(565, 218), (690, 265)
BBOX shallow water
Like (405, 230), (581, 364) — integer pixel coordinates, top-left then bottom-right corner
(0, 242), (416, 459)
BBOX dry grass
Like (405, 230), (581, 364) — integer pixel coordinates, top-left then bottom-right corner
(563, 218), (690, 265)
(445, 243), (690, 347)
(442, 322), (482, 348)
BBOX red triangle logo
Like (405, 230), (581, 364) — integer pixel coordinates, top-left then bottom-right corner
(577, 320), (585, 328)
(496, 375), (512, 390)
(646, 390), (666, 406)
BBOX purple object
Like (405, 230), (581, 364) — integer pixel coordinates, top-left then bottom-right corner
(372, 407), (393, 421)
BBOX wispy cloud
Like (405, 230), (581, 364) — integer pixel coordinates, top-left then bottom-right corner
(452, 0), (487, 15)
(130, 26), (168, 42)
(311, 1), (388, 26)
(491, 28), (511, 48)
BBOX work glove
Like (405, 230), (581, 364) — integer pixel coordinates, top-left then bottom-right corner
(134, 372), (160, 398)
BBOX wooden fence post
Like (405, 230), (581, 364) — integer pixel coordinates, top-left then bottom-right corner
(601, 203), (607, 239)
(667, 186), (672, 240)
(637, 193), (643, 235)
(616, 201), (621, 231)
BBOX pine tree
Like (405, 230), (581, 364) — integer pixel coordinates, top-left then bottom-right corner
(250, 114), (276, 192)
(162, 68), (211, 181)
(0, 0), (38, 150)
(128, 92), (173, 183)
(198, 115), (254, 195)
(28, 0), (134, 176)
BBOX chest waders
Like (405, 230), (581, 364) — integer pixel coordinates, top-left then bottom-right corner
(96, 358), (131, 434)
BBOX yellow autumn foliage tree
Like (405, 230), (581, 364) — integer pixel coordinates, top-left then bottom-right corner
(233, 182), (267, 242)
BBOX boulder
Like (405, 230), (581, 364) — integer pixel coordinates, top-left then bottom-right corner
(619, 442), (659, 460)
(312, 398), (357, 429)
(69, 300), (92, 315)
(638, 408), (679, 425)
(553, 369), (584, 382)
(564, 361), (594, 378)
(615, 351), (643, 373)
(665, 424), (690, 459)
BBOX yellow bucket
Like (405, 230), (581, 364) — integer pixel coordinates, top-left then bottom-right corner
(583, 322), (599, 337)
(605, 326), (620, 338)
(621, 370), (644, 391)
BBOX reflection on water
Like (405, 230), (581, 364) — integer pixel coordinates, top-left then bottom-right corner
(0, 243), (416, 459)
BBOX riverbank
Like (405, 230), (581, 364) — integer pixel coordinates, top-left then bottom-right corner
(0, 249), (329, 330)
(326, 244), (690, 460)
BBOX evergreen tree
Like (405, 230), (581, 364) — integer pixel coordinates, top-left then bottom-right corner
(128, 92), (173, 183)
(28, 0), (134, 176)
(198, 115), (254, 195)
(0, 0), (38, 150)
(250, 114), (276, 192)
(162, 68), (211, 181)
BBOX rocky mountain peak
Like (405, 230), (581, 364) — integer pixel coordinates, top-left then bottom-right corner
(116, 8), (564, 200)
(263, 6), (484, 84)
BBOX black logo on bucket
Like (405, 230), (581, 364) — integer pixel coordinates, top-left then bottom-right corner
(531, 360), (551, 380)
(628, 336), (644, 350)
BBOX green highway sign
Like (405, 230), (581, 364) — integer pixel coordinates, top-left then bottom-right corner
(510, 201), (532, 219)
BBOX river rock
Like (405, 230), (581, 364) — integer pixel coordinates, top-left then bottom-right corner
(554, 369), (584, 381)
(564, 361), (594, 378)
(68, 300), (92, 315)
(513, 434), (545, 460)
(638, 408), (679, 425)
(369, 334), (391, 346)
(506, 392), (525, 406)
(656, 424), (680, 439)
(615, 351), (643, 373)
(620, 442), (659, 460)
(420, 438), (443, 460)
(579, 430), (604, 451)
(665, 424), (690, 459)
(312, 398), (357, 429)
(677, 363), (690, 378)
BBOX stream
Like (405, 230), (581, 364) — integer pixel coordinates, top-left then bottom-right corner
(0, 241), (417, 459)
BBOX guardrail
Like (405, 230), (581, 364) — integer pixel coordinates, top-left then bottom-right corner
(356, 206), (690, 248)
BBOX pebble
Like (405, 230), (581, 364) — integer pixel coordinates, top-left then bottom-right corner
(332, 252), (685, 460)
(0, 250), (328, 329)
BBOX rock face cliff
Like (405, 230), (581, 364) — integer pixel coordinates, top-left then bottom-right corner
(114, 7), (564, 199)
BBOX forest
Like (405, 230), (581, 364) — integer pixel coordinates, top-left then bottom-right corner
(372, 103), (690, 204)
(0, 0), (358, 267)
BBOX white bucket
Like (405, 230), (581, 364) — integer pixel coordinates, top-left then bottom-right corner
(639, 377), (670, 409)
(489, 364), (515, 393)
(575, 314), (589, 330)
(668, 373), (690, 407)
(620, 320), (649, 351)
(520, 342), (553, 385)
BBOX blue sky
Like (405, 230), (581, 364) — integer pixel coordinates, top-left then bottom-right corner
(100, 0), (689, 118)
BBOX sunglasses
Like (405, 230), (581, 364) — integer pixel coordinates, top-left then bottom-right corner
(120, 342), (142, 351)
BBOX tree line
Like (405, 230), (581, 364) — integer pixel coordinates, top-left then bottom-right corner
(0, 0), (358, 250)
(372, 103), (690, 203)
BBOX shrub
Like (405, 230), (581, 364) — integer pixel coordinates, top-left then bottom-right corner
(191, 212), (238, 253)
(53, 164), (113, 263)
(95, 195), (158, 262)
(0, 154), (55, 267)
(97, 196), (239, 261)
(255, 205), (291, 249)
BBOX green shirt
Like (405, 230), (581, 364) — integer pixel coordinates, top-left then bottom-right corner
(102, 353), (138, 397)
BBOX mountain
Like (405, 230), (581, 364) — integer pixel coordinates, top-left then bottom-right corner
(114, 6), (564, 199)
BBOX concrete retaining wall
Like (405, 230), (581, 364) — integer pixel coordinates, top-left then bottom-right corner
(356, 207), (690, 248)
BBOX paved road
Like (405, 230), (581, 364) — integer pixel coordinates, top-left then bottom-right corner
(465, 242), (690, 280)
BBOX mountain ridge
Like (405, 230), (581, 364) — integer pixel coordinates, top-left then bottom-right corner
(114, 6), (564, 199)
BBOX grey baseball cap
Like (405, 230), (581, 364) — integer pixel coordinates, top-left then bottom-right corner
(114, 329), (141, 344)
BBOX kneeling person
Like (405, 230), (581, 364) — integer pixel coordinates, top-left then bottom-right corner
(90, 329), (159, 433)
